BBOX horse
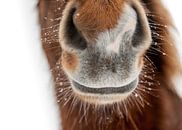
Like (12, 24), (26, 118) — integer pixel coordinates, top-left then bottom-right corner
(38, 0), (182, 129)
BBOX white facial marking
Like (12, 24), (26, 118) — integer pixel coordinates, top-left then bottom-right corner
(106, 39), (120, 54)
(106, 18), (137, 54)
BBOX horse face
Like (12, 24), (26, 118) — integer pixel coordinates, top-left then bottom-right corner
(59, 0), (152, 104)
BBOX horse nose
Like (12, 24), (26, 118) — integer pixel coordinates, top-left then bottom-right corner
(59, 0), (151, 53)
(59, 0), (124, 51)
(59, 4), (87, 51)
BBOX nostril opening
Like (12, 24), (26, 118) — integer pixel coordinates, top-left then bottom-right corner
(131, 15), (144, 47)
(63, 7), (87, 50)
(130, 5), (151, 49)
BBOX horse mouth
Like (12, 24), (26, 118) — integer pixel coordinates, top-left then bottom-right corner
(72, 78), (138, 94)
(70, 78), (138, 104)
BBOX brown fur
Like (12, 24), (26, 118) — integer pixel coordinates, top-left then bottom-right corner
(38, 0), (182, 130)
(73, 0), (124, 40)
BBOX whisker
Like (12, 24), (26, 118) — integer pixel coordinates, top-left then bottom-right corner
(144, 55), (157, 70)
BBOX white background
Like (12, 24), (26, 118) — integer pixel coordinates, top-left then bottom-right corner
(0, 0), (181, 130)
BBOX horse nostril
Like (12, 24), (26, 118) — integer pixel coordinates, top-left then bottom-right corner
(131, 4), (152, 50)
(59, 6), (87, 51)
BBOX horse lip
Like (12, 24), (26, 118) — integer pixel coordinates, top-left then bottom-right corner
(71, 78), (138, 94)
